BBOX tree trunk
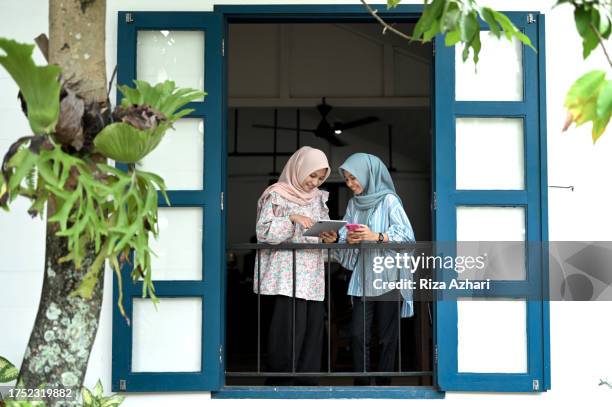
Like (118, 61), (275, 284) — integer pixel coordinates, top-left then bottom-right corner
(17, 234), (103, 406)
(48, 0), (108, 102)
(17, 1), (108, 406)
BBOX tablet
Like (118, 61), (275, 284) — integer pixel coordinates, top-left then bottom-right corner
(303, 220), (347, 237)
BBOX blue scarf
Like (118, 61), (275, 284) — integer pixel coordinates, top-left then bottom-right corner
(339, 153), (401, 226)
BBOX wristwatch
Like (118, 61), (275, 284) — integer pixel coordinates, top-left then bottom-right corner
(377, 232), (384, 243)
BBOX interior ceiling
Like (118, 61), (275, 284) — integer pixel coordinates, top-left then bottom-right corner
(333, 22), (431, 61)
(228, 22), (431, 165)
(228, 21), (432, 107)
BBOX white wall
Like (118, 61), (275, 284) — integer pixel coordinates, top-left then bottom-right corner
(1, 1), (612, 406)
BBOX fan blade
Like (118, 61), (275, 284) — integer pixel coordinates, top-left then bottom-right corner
(335, 116), (379, 131)
(252, 124), (315, 132)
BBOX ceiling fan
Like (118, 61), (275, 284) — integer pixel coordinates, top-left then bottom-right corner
(252, 97), (380, 146)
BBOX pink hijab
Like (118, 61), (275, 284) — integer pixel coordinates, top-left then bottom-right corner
(257, 146), (330, 210)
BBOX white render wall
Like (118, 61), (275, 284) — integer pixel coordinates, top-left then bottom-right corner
(1, 1), (612, 406)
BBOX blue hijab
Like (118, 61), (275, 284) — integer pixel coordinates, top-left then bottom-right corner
(339, 153), (401, 226)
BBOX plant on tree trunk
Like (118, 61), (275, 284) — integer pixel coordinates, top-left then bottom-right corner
(0, 4), (203, 406)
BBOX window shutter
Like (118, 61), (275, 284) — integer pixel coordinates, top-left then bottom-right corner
(112, 11), (225, 392)
(433, 12), (550, 392)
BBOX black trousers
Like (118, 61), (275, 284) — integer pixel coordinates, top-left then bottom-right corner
(351, 290), (400, 385)
(266, 295), (324, 385)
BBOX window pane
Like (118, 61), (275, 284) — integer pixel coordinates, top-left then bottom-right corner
(132, 297), (202, 372)
(456, 118), (524, 190)
(137, 30), (204, 99)
(150, 208), (203, 281)
(138, 119), (204, 190)
(455, 32), (523, 101)
(457, 298), (527, 373)
(457, 206), (526, 280)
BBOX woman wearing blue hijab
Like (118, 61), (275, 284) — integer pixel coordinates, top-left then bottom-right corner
(324, 153), (415, 385)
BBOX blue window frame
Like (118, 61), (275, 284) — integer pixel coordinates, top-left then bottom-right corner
(112, 11), (225, 392)
(111, 5), (550, 397)
(434, 12), (550, 392)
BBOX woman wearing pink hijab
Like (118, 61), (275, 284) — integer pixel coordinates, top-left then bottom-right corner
(254, 146), (335, 385)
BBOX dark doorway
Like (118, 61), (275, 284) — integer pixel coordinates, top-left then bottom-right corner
(225, 21), (433, 386)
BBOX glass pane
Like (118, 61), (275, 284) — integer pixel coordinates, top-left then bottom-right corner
(137, 30), (204, 99)
(457, 206), (526, 280)
(132, 297), (202, 372)
(150, 208), (203, 281)
(455, 32), (523, 101)
(457, 298), (527, 373)
(456, 118), (524, 190)
(138, 119), (204, 190)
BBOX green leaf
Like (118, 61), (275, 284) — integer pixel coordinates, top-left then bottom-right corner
(596, 80), (612, 120)
(93, 380), (103, 397)
(48, 184), (81, 230)
(118, 80), (205, 122)
(82, 387), (94, 406)
(564, 70), (609, 142)
(412, 0), (446, 41)
(387, 0), (401, 8)
(461, 11), (481, 64)
(490, 9), (515, 40)
(0, 356), (19, 383)
(423, 18), (441, 42)
(101, 395), (126, 407)
(7, 149), (39, 193)
(441, 1), (460, 32)
(574, 6), (599, 59)
(93, 122), (169, 164)
(0, 38), (61, 135)
(489, 9), (535, 51)
(480, 7), (501, 38)
(70, 245), (108, 300)
(598, 7), (611, 37)
(565, 70), (606, 123)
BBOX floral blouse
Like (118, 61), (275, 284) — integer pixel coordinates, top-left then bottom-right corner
(253, 191), (330, 301)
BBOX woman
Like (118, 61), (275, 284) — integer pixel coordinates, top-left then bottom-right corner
(254, 146), (336, 385)
(324, 153), (415, 385)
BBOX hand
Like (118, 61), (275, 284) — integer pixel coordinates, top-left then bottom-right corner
(352, 225), (379, 242)
(320, 231), (338, 243)
(346, 231), (361, 244)
(289, 214), (315, 229)
(346, 223), (364, 244)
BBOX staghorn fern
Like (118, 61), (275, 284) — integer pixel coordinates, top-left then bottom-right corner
(0, 39), (206, 323)
(93, 80), (205, 164)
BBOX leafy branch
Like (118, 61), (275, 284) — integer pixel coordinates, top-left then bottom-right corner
(366, 0), (611, 141)
(370, 0), (534, 65)
(559, 0), (611, 141)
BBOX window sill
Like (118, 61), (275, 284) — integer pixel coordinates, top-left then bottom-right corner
(212, 385), (445, 399)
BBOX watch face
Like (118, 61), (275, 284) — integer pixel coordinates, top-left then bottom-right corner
(378, 233), (384, 242)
